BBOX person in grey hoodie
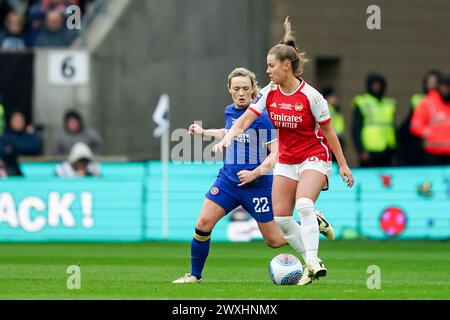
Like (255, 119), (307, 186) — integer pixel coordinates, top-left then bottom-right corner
(53, 110), (103, 156)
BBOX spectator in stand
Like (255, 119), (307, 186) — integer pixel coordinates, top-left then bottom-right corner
(352, 73), (397, 167)
(0, 11), (27, 50)
(34, 9), (77, 47)
(27, 0), (79, 45)
(42, 0), (79, 13)
(410, 73), (450, 165)
(397, 70), (441, 166)
(55, 142), (100, 177)
(0, 111), (43, 176)
(27, 0), (79, 22)
(53, 110), (103, 156)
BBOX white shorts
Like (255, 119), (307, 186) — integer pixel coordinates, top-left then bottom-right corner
(274, 157), (332, 190)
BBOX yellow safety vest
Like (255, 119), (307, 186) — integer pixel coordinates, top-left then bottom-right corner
(353, 93), (396, 152)
(328, 103), (345, 136)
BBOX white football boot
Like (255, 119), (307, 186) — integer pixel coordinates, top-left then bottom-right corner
(316, 210), (335, 241)
(297, 265), (313, 286)
(298, 258), (327, 286)
(308, 257), (327, 279)
(172, 273), (202, 284)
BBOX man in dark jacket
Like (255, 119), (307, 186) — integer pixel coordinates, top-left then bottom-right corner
(0, 11), (27, 50)
(0, 111), (43, 176)
(35, 9), (77, 47)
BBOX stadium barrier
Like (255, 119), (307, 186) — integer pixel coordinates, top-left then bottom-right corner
(0, 162), (448, 242)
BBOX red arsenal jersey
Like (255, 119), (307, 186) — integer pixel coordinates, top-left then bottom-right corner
(248, 80), (332, 164)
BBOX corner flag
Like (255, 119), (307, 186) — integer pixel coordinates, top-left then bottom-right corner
(153, 94), (170, 138)
(152, 94), (170, 239)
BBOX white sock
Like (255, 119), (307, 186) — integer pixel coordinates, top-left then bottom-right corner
(274, 216), (306, 261)
(296, 198), (319, 262)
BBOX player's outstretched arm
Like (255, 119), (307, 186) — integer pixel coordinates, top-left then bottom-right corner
(212, 110), (259, 153)
(237, 140), (278, 187)
(188, 123), (226, 138)
(320, 122), (354, 188)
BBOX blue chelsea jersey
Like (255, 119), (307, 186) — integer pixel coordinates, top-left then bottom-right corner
(221, 103), (276, 186)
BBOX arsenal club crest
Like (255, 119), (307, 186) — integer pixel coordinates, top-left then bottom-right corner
(295, 103), (303, 112)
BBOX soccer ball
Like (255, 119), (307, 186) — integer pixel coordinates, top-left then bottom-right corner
(268, 253), (303, 285)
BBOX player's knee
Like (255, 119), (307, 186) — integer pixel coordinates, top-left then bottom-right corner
(265, 237), (285, 248)
(272, 203), (293, 217)
(195, 217), (214, 232)
(265, 239), (278, 248)
(295, 197), (315, 218)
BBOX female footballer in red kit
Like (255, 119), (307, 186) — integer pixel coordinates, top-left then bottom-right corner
(214, 17), (354, 286)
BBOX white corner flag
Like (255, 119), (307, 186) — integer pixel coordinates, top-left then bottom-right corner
(152, 94), (170, 240)
(153, 94), (170, 138)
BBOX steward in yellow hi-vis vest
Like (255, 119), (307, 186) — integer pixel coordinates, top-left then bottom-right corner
(352, 74), (396, 167)
(397, 70), (441, 166)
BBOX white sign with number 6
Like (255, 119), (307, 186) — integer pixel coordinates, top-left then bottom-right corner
(48, 50), (90, 85)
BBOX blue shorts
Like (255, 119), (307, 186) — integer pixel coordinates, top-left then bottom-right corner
(205, 173), (274, 223)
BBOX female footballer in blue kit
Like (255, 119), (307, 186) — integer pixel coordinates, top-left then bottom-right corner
(173, 68), (333, 284)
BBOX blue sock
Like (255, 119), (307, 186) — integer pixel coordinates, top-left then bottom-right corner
(190, 228), (211, 279)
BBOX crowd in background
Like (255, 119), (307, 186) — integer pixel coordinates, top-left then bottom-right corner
(324, 70), (450, 168)
(0, 0), (102, 176)
(0, 0), (94, 49)
(0, 102), (103, 177)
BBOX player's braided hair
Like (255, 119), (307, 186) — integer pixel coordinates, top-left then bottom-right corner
(268, 17), (309, 77)
(227, 67), (261, 99)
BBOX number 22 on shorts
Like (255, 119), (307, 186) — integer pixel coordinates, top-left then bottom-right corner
(253, 197), (270, 213)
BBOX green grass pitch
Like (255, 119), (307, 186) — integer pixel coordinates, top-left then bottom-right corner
(0, 241), (449, 299)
